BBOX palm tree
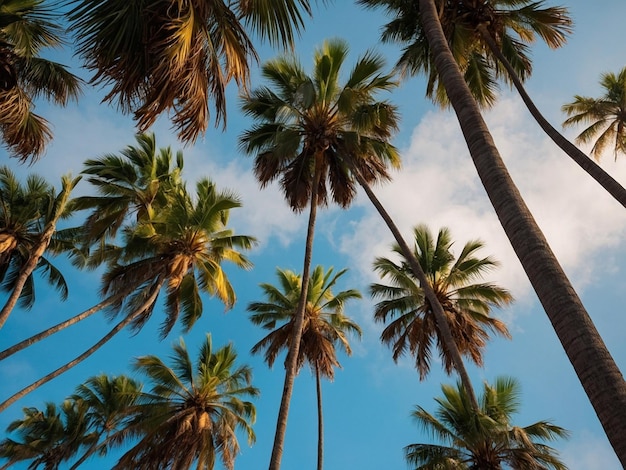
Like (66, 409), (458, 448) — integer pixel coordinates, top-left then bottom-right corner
(0, 166), (80, 329)
(0, 178), (255, 412)
(239, 38), (399, 469)
(371, 224), (512, 379)
(0, 0), (82, 162)
(249, 265), (362, 470)
(72, 132), (184, 246)
(111, 334), (258, 470)
(65, 0), (315, 143)
(358, 0), (626, 209)
(562, 66), (626, 161)
(405, 377), (568, 469)
(0, 400), (94, 469)
(409, 0), (626, 462)
(69, 375), (142, 469)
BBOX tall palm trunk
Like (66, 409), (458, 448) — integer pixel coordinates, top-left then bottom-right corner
(355, 173), (479, 411)
(315, 362), (323, 470)
(0, 278), (153, 361)
(419, 0), (626, 463)
(476, 24), (626, 209)
(0, 177), (76, 329)
(268, 158), (322, 470)
(0, 279), (164, 412)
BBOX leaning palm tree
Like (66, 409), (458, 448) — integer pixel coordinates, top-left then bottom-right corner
(0, 166), (80, 329)
(0, 400), (94, 469)
(65, 0), (315, 142)
(239, 38), (399, 469)
(249, 265), (362, 470)
(0, 0), (82, 161)
(405, 377), (569, 469)
(69, 375), (142, 469)
(111, 334), (258, 470)
(399, 0), (626, 462)
(1, 134), (188, 359)
(0, 178), (255, 412)
(358, 0), (626, 209)
(562, 66), (626, 161)
(371, 225), (512, 379)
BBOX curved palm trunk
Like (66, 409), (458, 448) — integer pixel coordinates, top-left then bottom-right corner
(355, 173), (479, 410)
(0, 291), (129, 361)
(420, 0), (626, 463)
(315, 363), (324, 470)
(0, 177), (75, 329)
(0, 279), (163, 413)
(268, 162), (322, 470)
(477, 25), (626, 209)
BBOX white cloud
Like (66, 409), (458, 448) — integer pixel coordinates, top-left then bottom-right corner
(338, 96), (626, 314)
(560, 431), (621, 470)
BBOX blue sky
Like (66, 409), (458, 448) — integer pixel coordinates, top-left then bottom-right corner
(1, 1), (626, 469)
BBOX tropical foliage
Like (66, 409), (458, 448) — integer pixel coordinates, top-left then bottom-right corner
(562, 66), (626, 160)
(371, 224), (512, 379)
(405, 377), (569, 469)
(0, 0), (82, 161)
(113, 335), (258, 470)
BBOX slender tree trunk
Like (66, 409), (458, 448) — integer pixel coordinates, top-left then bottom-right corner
(268, 162), (322, 470)
(356, 173), (479, 411)
(315, 363), (323, 470)
(0, 180), (74, 329)
(70, 435), (103, 470)
(0, 280), (163, 412)
(0, 292), (127, 361)
(476, 24), (626, 209)
(419, 0), (626, 463)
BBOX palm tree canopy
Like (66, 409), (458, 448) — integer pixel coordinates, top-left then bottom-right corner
(562, 66), (626, 160)
(370, 224), (512, 379)
(239, 37), (401, 212)
(112, 334), (258, 470)
(0, 400), (95, 469)
(358, 0), (572, 108)
(405, 377), (569, 469)
(66, 0), (315, 143)
(99, 176), (256, 339)
(72, 132), (185, 248)
(0, 0), (82, 161)
(249, 265), (362, 379)
(0, 166), (78, 310)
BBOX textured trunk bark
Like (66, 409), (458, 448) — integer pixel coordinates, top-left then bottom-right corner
(420, 0), (626, 463)
(268, 159), (321, 470)
(316, 363), (324, 470)
(356, 173), (479, 411)
(0, 278), (164, 412)
(477, 24), (626, 209)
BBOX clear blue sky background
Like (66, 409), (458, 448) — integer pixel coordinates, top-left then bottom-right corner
(1, 1), (626, 469)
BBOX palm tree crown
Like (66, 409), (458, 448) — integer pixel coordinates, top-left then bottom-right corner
(562, 66), (626, 160)
(239, 37), (401, 212)
(405, 377), (569, 469)
(370, 224), (512, 379)
(359, 0), (571, 107)
(113, 334), (258, 470)
(66, 0), (314, 142)
(0, 0), (82, 161)
(249, 265), (362, 379)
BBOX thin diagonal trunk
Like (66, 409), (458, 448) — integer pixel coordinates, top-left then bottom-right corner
(0, 279), (164, 413)
(420, 0), (626, 463)
(356, 173), (479, 411)
(477, 24), (626, 209)
(268, 159), (322, 470)
(315, 363), (323, 470)
(0, 289), (133, 362)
